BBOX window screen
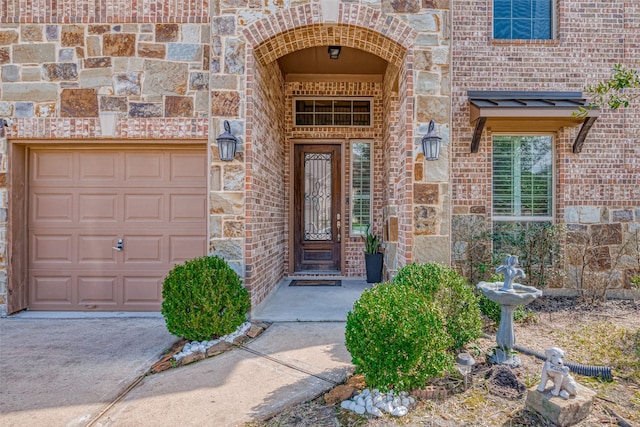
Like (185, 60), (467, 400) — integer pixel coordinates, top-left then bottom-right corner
(494, 0), (553, 40)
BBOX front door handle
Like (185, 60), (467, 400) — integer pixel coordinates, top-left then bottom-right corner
(336, 214), (341, 243)
(112, 238), (124, 251)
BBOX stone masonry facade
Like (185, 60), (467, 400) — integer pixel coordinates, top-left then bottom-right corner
(0, 0), (452, 314)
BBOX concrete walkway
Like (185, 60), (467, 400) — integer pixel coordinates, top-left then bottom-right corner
(0, 278), (369, 427)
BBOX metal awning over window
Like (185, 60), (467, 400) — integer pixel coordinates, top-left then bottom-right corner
(468, 91), (599, 153)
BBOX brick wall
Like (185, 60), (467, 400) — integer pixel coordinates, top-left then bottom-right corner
(0, 0), (209, 23)
(243, 58), (286, 305)
(285, 81), (383, 278)
(451, 0), (640, 293)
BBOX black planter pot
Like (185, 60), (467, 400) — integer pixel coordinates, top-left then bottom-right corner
(365, 253), (383, 283)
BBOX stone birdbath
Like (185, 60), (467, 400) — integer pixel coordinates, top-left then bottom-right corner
(477, 255), (543, 367)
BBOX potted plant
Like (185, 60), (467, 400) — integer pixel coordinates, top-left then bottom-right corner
(363, 224), (383, 283)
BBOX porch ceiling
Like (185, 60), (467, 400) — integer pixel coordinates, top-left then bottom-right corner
(277, 46), (388, 77)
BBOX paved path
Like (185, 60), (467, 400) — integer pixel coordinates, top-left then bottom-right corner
(0, 280), (364, 426)
(0, 318), (353, 427)
(97, 322), (352, 426)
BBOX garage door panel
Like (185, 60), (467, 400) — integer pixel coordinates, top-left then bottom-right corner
(123, 276), (163, 305)
(31, 193), (74, 223)
(31, 234), (74, 264)
(31, 275), (73, 304)
(124, 194), (164, 222)
(79, 152), (119, 182)
(78, 236), (119, 263)
(170, 194), (207, 222)
(31, 151), (74, 184)
(79, 194), (119, 222)
(170, 235), (207, 263)
(28, 146), (207, 311)
(78, 276), (118, 305)
(125, 153), (165, 182)
(171, 153), (207, 182)
(123, 236), (164, 263)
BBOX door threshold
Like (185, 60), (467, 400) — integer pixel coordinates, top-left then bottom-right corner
(292, 271), (341, 276)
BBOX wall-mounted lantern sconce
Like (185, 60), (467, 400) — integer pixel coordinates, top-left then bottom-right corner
(421, 119), (441, 161)
(216, 120), (238, 161)
(99, 112), (117, 137)
(328, 46), (341, 60)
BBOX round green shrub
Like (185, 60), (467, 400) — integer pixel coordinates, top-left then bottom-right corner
(161, 255), (250, 341)
(345, 283), (453, 391)
(392, 263), (483, 350)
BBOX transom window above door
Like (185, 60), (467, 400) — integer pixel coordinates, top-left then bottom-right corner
(294, 98), (372, 127)
(493, 0), (554, 40)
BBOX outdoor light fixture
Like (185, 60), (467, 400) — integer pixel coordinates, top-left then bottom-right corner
(455, 352), (476, 390)
(216, 120), (238, 161)
(421, 119), (442, 161)
(328, 46), (341, 60)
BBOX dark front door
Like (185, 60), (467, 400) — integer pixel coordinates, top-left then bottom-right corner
(294, 144), (342, 272)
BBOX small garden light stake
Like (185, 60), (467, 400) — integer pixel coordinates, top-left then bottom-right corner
(455, 352), (476, 390)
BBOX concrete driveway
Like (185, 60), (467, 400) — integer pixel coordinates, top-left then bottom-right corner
(0, 314), (175, 427)
(0, 279), (366, 426)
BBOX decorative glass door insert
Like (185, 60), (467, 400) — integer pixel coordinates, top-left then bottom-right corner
(294, 145), (342, 272)
(304, 153), (332, 241)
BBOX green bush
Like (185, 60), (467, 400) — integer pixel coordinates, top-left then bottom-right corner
(392, 263), (483, 350)
(161, 256), (250, 341)
(345, 263), (483, 391)
(345, 283), (453, 391)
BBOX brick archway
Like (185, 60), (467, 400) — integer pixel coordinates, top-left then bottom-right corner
(243, 3), (415, 67)
(242, 3), (416, 306)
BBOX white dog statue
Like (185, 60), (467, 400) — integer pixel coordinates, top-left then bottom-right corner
(537, 347), (578, 399)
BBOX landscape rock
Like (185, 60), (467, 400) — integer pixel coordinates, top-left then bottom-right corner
(206, 340), (232, 357)
(525, 384), (596, 427)
(150, 359), (173, 373)
(177, 351), (205, 366)
(346, 374), (366, 389)
(324, 385), (355, 405)
(340, 388), (415, 417)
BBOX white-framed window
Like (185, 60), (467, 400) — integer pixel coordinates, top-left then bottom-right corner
(493, 0), (554, 40)
(294, 98), (373, 127)
(492, 134), (554, 253)
(350, 141), (372, 235)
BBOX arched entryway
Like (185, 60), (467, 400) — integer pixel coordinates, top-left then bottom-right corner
(240, 4), (418, 304)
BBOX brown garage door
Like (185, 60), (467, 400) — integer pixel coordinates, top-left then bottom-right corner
(28, 146), (207, 311)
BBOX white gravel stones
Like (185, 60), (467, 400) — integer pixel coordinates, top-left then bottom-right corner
(340, 389), (415, 418)
(173, 322), (252, 361)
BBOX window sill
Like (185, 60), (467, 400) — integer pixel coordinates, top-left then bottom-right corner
(491, 39), (560, 47)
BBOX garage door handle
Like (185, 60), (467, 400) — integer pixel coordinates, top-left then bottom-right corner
(112, 238), (124, 251)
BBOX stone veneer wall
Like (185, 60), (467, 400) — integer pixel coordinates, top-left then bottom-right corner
(451, 0), (640, 293)
(0, 2), (213, 315)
